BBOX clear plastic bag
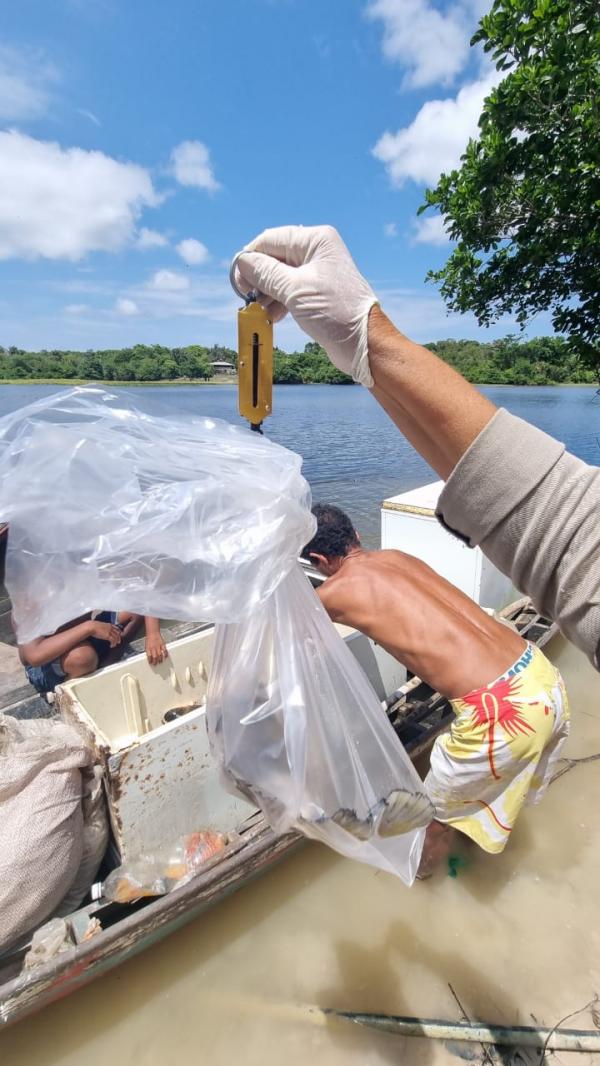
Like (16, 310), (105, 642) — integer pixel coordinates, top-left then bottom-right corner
(0, 388), (432, 883)
(23, 918), (75, 969)
(0, 387), (313, 642)
(103, 830), (227, 902)
(208, 565), (431, 883)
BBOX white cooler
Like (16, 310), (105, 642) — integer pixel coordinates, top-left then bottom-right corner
(381, 481), (517, 611)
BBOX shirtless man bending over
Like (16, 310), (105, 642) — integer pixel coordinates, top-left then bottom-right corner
(302, 504), (570, 876)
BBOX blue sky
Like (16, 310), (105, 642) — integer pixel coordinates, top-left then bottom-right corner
(0, 0), (545, 353)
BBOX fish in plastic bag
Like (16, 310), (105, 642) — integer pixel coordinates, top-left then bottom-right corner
(207, 565), (433, 884)
(0, 388), (432, 884)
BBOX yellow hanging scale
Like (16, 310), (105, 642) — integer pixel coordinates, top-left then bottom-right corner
(230, 255), (273, 433)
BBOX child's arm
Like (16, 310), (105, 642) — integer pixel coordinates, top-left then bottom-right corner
(144, 616), (168, 666)
(20, 619), (122, 667)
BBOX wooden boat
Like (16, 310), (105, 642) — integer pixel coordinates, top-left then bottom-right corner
(0, 595), (556, 1028)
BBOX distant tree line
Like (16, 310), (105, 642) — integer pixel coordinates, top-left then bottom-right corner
(425, 336), (597, 385)
(0, 335), (595, 386)
(0, 343), (231, 382)
(273, 342), (353, 384)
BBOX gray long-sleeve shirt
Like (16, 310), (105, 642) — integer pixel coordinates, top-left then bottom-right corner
(436, 408), (600, 670)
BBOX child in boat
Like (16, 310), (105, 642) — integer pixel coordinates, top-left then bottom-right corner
(18, 612), (168, 696)
(3, 522), (167, 693)
(302, 504), (570, 876)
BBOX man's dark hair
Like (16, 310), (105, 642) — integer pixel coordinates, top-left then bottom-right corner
(301, 503), (359, 560)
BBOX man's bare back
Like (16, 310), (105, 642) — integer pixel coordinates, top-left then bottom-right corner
(317, 548), (526, 699)
(303, 503), (569, 874)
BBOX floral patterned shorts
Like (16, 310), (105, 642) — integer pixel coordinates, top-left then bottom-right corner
(424, 644), (570, 853)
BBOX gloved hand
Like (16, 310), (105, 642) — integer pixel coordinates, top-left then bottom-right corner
(234, 225), (378, 387)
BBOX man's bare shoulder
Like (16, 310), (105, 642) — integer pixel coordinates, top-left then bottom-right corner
(372, 547), (423, 566)
(316, 578), (342, 617)
(349, 548), (426, 578)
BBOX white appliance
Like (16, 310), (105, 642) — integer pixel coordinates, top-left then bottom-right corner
(381, 481), (516, 611)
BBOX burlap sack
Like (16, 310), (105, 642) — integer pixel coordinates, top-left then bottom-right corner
(0, 715), (92, 951)
(56, 764), (108, 916)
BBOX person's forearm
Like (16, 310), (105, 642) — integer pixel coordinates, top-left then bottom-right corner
(371, 385), (446, 479)
(368, 306), (497, 479)
(21, 621), (94, 666)
(144, 616), (161, 639)
(118, 612), (142, 643)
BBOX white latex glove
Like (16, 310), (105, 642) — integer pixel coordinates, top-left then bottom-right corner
(234, 225), (378, 387)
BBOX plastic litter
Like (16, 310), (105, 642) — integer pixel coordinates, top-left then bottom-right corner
(103, 829), (228, 902)
(22, 913), (102, 969)
(23, 918), (75, 969)
(0, 388), (433, 884)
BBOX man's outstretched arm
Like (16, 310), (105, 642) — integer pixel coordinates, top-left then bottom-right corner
(236, 225), (600, 668)
(368, 306), (496, 479)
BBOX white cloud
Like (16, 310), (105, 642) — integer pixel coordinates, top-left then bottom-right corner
(384, 222), (398, 237)
(136, 227), (169, 250)
(373, 284), (479, 338)
(118, 273), (238, 323)
(115, 297), (140, 315)
(64, 303), (90, 315)
(372, 70), (500, 186)
(54, 279), (111, 295)
(148, 269), (190, 292)
(0, 44), (58, 121)
(366, 0), (477, 89)
(0, 130), (162, 261)
(413, 214), (451, 245)
(170, 140), (219, 192)
(176, 237), (210, 265)
(77, 107), (101, 126)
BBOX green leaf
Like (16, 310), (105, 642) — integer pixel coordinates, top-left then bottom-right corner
(418, 0), (600, 370)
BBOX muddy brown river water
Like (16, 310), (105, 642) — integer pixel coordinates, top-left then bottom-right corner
(2, 633), (599, 1065)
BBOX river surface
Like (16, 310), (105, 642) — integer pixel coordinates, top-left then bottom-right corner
(1, 383), (599, 546)
(2, 635), (600, 1065)
(1, 384), (600, 1062)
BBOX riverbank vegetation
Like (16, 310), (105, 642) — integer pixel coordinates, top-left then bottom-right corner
(0, 335), (596, 386)
(422, 0), (600, 367)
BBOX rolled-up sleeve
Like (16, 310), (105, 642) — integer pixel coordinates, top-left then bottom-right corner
(436, 408), (600, 670)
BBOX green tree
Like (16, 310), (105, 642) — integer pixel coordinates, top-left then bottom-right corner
(175, 346), (212, 378)
(422, 0), (600, 366)
(108, 348), (136, 381)
(273, 351), (304, 384)
(135, 356), (162, 380)
(77, 351), (104, 379)
(7, 355), (33, 378)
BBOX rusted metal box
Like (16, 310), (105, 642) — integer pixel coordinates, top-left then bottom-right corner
(58, 622), (406, 861)
(58, 626), (255, 861)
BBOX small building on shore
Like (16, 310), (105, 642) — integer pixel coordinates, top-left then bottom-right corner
(210, 360), (236, 375)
